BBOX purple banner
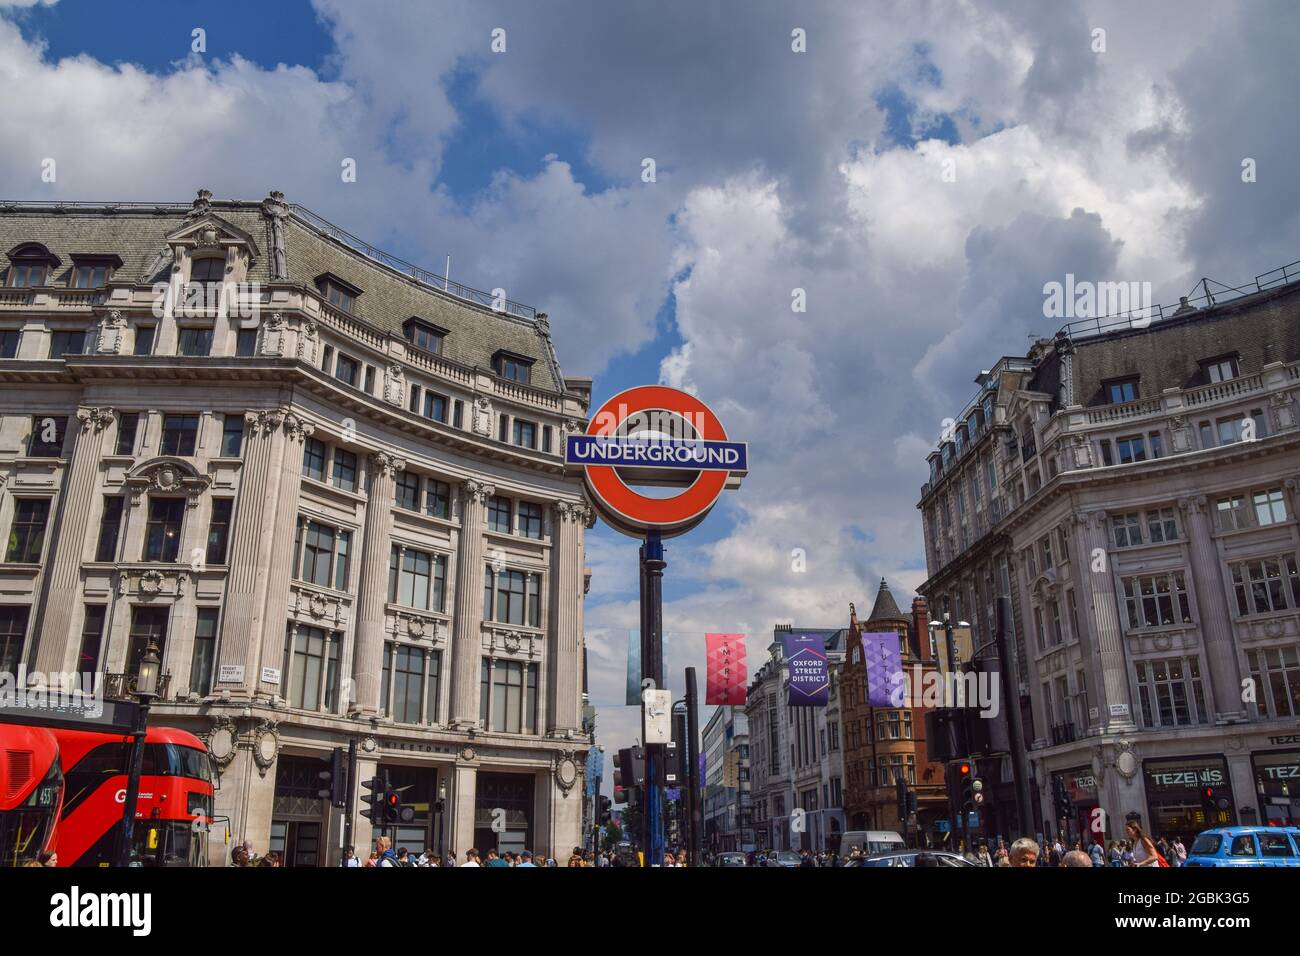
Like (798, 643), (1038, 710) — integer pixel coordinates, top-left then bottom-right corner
(784, 633), (829, 706)
(862, 631), (905, 707)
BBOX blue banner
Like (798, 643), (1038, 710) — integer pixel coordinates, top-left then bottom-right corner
(862, 631), (905, 707)
(566, 434), (747, 472)
(784, 632), (829, 706)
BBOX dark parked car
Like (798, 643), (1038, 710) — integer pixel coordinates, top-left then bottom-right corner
(764, 851), (803, 867)
(714, 852), (748, 867)
(848, 850), (976, 867)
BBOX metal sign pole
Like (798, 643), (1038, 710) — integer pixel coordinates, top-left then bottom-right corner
(642, 530), (666, 866)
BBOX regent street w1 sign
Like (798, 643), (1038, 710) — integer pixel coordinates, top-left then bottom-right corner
(565, 384), (747, 538)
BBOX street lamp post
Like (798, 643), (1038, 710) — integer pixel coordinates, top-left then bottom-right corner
(436, 778), (447, 862)
(114, 641), (161, 868)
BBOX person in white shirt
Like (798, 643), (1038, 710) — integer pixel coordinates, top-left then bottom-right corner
(461, 848), (481, 867)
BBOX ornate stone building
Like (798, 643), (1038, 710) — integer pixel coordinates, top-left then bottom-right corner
(919, 270), (1300, 845)
(0, 190), (594, 863)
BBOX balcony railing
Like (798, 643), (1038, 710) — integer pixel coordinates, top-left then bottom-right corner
(103, 672), (173, 702)
(1049, 722), (1076, 746)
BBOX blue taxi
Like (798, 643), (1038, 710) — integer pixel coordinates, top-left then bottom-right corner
(1183, 826), (1300, 866)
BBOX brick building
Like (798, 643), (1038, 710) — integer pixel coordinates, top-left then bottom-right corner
(840, 579), (948, 847)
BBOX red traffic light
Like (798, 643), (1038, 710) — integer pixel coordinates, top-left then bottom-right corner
(959, 763), (971, 776)
(386, 793), (399, 806)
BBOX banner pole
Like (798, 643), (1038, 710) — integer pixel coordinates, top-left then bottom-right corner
(641, 531), (667, 866)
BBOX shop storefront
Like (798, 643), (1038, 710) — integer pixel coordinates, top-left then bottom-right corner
(1141, 755), (1235, 841)
(1053, 767), (1102, 845)
(1252, 740), (1300, 827)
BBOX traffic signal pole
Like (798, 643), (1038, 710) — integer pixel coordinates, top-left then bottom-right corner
(995, 597), (1034, 840)
(342, 739), (357, 865)
(685, 666), (702, 867)
(641, 531), (666, 866)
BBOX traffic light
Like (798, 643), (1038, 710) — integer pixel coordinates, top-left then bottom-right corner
(906, 790), (918, 815)
(971, 776), (985, 808)
(613, 766), (627, 804)
(1053, 777), (1074, 819)
(317, 747), (347, 808)
(1201, 786), (1228, 818)
(359, 775), (384, 824)
(957, 761), (974, 812)
(384, 785), (416, 824)
(895, 776), (907, 820)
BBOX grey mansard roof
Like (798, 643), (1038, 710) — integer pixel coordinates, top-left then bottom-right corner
(0, 192), (565, 392)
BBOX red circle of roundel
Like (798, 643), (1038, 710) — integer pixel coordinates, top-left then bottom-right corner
(584, 385), (729, 530)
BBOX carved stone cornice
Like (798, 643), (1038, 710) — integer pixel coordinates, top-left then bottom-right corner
(244, 407), (314, 443)
(76, 406), (116, 433)
(553, 499), (596, 527)
(368, 452), (407, 479)
(281, 410), (314, 443)
(462, 478), (496, 504)
(125, 459), (212, 509)
(1071, 510), (1105, 530)
(1177, 495), (1208, 515)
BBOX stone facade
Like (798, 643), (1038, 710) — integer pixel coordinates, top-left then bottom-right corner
(0, 191), (595, 864)
(744, 626), (846, 851)
(919, 277), (1300, 845)
(701, 704), (752, 852)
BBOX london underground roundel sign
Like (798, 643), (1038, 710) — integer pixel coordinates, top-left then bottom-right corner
(565, 385), (747, 538)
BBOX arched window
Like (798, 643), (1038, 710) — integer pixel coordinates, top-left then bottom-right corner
(7, 243), (60, 288)
(189, 256), (225, 284)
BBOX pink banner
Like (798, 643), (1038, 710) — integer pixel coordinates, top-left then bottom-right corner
(705, 633), (748, 705)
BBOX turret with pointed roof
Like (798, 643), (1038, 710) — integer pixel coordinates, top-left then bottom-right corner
(866, 578), (906, 626)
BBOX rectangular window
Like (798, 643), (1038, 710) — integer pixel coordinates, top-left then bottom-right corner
(220, 413), (244, 457)
(48, 330), (87, 357)
(408, 384), (422, 414)
(11, 263), (47, 288)
(518, 501), (543, 539)
(1122, 572), (1193, 629)
(1215, 495), (1251, 532)
(1112, 512), (1143, 548)
(1216, 416), (1241, 446)
(422, 391), (447, 423)
(115, 412), (140, 456)
(498, 414), (508, 443)
(542, 426), (553, 454)
(160, 414), (199, 456)
(28, 415), (67, 457)
(190, 608), (220, 697)
(528, 573), (541, 628)
(394, 471), (420, 511)
(235, 327), (258, 356)
(1145, 507), (1178, 543)
(128, 606), (169, 679)
(206, 498), (233, 565)
(453, 400), (463, 429)
(1231, 556), (1300, 616)
(134, 325), (155, 355)
(496, 355), (532, 384)
(0, 606), (29, 675)
(321, 344), (334, 373)
(390, 644), (425, 724)
(424, 479), (451, 519)
(480, 658), (490, 727)
(322, 283), (355, 314)
(331, 449), (357, 492)
(407, 322), (444, 354)
(388, 545), (447, 612)
(1106, 378), (1139, 404)
(488, 659), (538, 734)
(1135, 657), (1206, 728)
(363, 365), (375, 394)
(6, 498), (50, 563)
(1149, 431), (1164, 459)
(1254, 488), (1287, 526)
(1116, 435), (1147, 464)
(177, 327), (213, 356)
(287, 625), (330, 711)
(426, 650), (442, 724)
(72, 264), (111, 288)
(302, 438), (327, 481)
(1202, 357), (1238, 383)
(298, 520), (351, 591)
(143, 498), (185, 562)
(335, 353), (359, 386)
(95, 495), (125, 562)
(513, 419), (537, 449)
(78, 605), (106, 673)
(488, 495), (512, 534)
(1099, 439), (1114, 466)
(0, 329), (20, 358)
(1246, 646), (1300, 718)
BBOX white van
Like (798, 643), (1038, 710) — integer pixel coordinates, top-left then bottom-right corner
(840, 830), (906, 856)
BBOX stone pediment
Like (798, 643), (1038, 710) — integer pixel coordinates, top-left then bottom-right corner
(165, 212), (260, 262)
(1030, 569), (1059, 601)
(125, 457), (212, 508)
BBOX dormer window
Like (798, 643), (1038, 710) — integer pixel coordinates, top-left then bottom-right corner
(1105, 377), (1139, 404)
(1201, 355), (1238, 384)
(70, 254), (122, 289)
(403, 317), (446, 355)
(190, 256), (225, 285)
(493, 351), (533, 384)
(315, 273), (362, 314)
(7, 243), (60, 288)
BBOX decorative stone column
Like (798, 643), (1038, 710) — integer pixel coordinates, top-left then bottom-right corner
(34, 406), (115, 672)
(1177, 495), (1246, 722)
(546, 499), (591, 734)
(252, 412), (314, 696)
(351, 452), (405, 715)
(450, 479), (494, 726)
(1073, 510), (1138, 733)
(216, 408), (307, 696)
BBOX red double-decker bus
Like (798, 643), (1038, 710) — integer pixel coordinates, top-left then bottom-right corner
(52, 726), (214, 867)
(0, 725), (63, 866)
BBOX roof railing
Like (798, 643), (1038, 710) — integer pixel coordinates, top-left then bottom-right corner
(1056, 259), (1300, 341)
(0, 198), (541, 322)
(288, 204), (538, 321)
